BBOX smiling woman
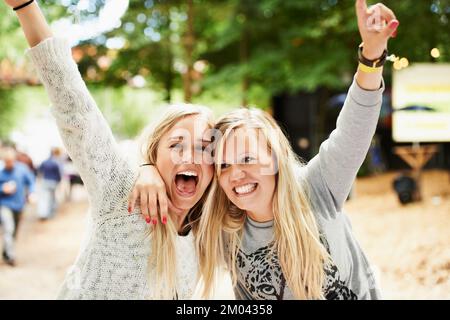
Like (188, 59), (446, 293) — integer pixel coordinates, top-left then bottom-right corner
(218, 127), (277, 223)
(134, 0), (400, 300)
(2, 0), (218, 299)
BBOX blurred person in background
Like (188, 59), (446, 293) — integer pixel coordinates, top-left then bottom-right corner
(0, 148), (4, 171)
(62, 155), (84, 201)
(37, 147), (63, 220)
(1, 141), (37, 176)
(16, 148), (37, 176)
(0, 147), (36, 266)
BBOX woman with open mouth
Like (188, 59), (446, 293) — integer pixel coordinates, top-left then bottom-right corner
(4, 0), (215, 299)
(132, 0), (398, 299)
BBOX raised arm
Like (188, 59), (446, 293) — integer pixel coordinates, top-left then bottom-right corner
(5, 0), (52, 46)
(302, 0), (398, 214)
(3, 0), (134, 221)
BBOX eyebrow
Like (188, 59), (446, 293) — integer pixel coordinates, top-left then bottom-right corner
(168, 136), (212, 143)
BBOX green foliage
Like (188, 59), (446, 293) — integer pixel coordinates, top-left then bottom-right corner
(0, 1), (72, 138)
(32, 0), (449, 102)
(0, 0), (449, 138)
(0, 88), (24, 139)
(200, 0), (449, 97)
(88, 85), (165, 138)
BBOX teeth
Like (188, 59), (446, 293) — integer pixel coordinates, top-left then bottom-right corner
(234, 183), (256, 195)
(178, 170), (197, 177)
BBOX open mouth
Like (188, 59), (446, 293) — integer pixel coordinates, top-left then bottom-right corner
(174, 170), (199, 197)
(233, 183), (258, 196)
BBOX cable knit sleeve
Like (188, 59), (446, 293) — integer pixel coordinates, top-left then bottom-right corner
(26, 37), (135, 222)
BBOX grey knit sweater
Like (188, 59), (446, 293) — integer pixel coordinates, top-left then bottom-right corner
(26, 37), (199, 299)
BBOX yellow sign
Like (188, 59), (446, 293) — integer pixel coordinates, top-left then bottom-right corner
(392, 63), (450, 142)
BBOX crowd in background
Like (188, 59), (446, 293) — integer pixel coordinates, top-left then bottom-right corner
(0, 140), (82, 266)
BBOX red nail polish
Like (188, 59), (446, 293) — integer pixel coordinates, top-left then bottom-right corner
(390, 20), (399, 29)
(152, 219), (157, 225)
(145, 217), (150, 224)
(128, 206), (131, 213)
(162, 217), (167, 225)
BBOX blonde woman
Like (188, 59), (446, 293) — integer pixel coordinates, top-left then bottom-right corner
(133, 0), (398, 299)
(197, 0), (397, 300)
(4, 0), (216, 299)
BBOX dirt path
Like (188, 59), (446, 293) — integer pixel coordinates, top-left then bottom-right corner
(0, 170), (449, 299)
(344, 170), (450, 299)
(0, 189), (87, 299)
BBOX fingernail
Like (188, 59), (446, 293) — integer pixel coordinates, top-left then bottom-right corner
(152, 219), (157, 225)
(145, 217), (150, 224)
(162, 217), (167, 225)
(128, 206), (131, 213)
(390, 20), (399, 29)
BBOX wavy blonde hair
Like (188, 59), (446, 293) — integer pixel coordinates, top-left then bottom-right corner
(138, 103), (214, 299)
(196, 108), (330, 299)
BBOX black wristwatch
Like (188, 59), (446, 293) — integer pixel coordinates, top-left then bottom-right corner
(358, 43), (388, 68)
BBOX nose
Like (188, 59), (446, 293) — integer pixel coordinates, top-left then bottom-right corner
(230, 165), (246, 181)
(180, 146), (194, 164)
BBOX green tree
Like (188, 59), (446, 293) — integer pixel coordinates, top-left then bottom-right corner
(0, 0), (71, 139)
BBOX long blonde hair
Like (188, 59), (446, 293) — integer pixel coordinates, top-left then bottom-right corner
(196, 108), (330, 299)
(138, 103), (214, 299)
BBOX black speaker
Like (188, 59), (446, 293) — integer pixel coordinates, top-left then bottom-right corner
(272, 92), (317, 161)
(393, 174), (417, 205)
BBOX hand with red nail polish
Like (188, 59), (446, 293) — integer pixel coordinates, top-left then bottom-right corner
(128, 164), (175, 229)
(356, 0), (399, 60)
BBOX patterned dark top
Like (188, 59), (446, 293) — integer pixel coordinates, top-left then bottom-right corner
(234, 218), (357, 300)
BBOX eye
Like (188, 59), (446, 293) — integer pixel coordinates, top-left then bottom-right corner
(242, 156), (255, 164)
(221, 163), (230, 170)
(170, 143), (183, 150)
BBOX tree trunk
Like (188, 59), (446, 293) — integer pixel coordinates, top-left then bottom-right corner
(240, 30), (250, 108)
(162, 10), (174, 103)
(164, 38), (174, 103)
(183, 0), (195, 103)
(240, 8), (250, 108)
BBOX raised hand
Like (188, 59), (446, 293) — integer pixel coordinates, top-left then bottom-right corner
(2, 181), (17, 195)
(128, 165), (184, 226)
(2, 0), (52, 47)
(355, 0), (399, 60)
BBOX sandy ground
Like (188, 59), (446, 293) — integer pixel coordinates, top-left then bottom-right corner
(344, 169), (450, 300)
(0, 187), (87, 299)
(0, 170), (449, 300)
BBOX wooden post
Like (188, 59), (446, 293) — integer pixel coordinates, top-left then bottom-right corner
(393, 144), (439, 201)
